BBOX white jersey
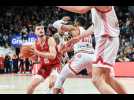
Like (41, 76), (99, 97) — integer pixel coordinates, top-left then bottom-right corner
(91, 6), (120, 37)
(73, 27), (94, 53)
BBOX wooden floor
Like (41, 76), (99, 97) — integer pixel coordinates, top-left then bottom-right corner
(0, 74), (133, 94)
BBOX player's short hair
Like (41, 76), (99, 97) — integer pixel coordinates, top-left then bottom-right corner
(75, 16), (86, 27)
(47, 24), (58, 36)
(61, 15), (73, 25)
(62, 16), (71, 21)
(33, 23), (44, 31)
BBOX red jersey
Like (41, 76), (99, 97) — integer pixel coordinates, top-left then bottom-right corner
(35, 37), (61, 68)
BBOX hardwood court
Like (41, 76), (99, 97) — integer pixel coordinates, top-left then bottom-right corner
(0, 74), (133, 94)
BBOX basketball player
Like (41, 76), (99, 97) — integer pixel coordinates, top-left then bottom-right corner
(26, 23), (63, 94)
(53, 16), (74, 65)
(52, 16), (94, 94)
(57, 6), (127, 94)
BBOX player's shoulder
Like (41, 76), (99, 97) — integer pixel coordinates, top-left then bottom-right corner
(48, 36), (56, 44)
(48, 36), (55, 41)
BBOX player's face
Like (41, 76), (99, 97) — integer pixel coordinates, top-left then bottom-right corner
(35, 26), (45, 37)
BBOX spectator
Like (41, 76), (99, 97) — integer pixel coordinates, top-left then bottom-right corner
(4, 55), (12, 73)
(25, 58), (30, 73)
(12, 54), (19, 73)
(18, 56), (25, 74)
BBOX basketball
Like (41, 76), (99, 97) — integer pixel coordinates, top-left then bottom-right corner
(20, 45), (34, 58)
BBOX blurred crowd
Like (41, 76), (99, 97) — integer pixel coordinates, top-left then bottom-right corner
(115, 7), (134, 62)
(0, 54), (33, 74)
(0, 6), (133, 74)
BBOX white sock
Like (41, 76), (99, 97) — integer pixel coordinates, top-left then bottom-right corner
(54, 64), (74, 89)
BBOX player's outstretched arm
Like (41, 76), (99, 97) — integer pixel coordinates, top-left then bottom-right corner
(61, 24), (75, 32)
(59, 42), (73, 55)
(57, 6), (92, 14)
(58, 6), (112, 14)
(95, 6), (112, 12)
(64, 25), (94, 47)
(53, 20), (75, 33)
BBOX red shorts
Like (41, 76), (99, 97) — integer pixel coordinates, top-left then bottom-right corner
(37, 63), (61, 79)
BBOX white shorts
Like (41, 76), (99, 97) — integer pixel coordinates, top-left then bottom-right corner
(50, 68), (60, 77)
(93, 36), (119, 76)
(68, 51), (94, 75)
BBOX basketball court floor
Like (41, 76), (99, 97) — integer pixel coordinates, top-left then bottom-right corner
(0, 74), (133, 94)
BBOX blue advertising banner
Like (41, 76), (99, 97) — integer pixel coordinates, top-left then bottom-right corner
(11, 33), (37, 47)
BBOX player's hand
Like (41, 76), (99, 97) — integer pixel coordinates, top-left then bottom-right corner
(60, 49), (65, 56)
(58, 44), (66, 56)
(30, 48), (39, 56)
(65, 36), (80, 47)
